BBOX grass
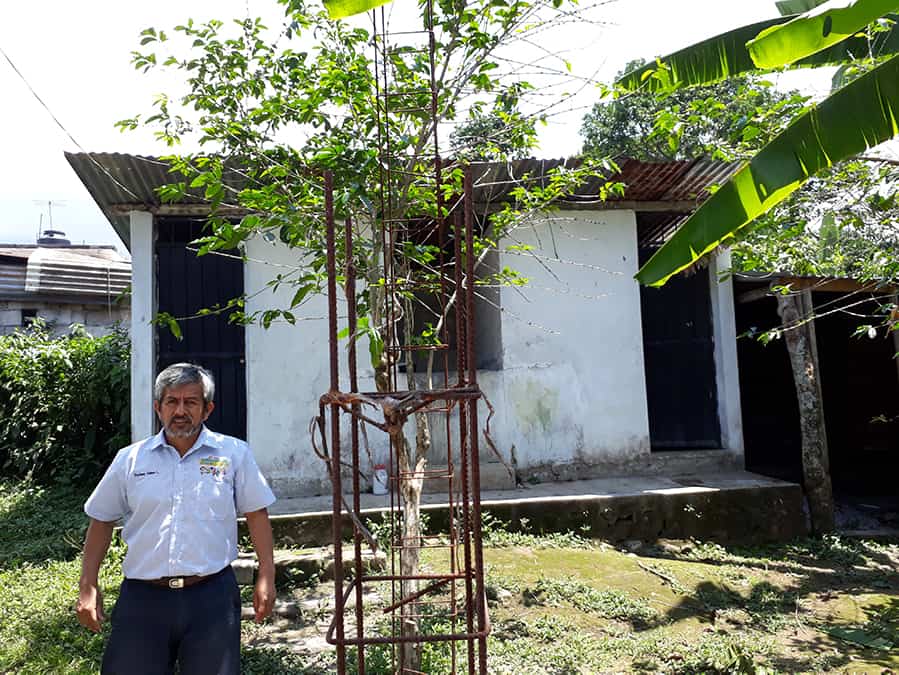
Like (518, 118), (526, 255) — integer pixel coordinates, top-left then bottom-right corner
(0, 480), (119, 674)
(2, 480), (898, 674)
(523, 576), (661, 627)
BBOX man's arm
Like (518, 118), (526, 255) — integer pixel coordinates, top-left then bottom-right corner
(245, 508), (276, 623)
(76, 518), (115, 632)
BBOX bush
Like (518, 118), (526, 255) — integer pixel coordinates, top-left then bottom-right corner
(0, 322), (130, 485)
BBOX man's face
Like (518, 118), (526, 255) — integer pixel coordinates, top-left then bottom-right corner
(153, 382), (214, 440)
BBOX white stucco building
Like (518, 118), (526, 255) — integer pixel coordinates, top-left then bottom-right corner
(68, 153), (743, 498)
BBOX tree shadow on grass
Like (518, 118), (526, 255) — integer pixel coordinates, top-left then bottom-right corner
(646, 540), (899, 672)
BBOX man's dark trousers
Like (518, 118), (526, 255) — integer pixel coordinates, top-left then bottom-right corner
(101, 567), (240, 675)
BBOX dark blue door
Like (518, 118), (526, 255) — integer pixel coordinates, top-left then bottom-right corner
(639, 246), (720, 450)
(155, 218), (246, 439)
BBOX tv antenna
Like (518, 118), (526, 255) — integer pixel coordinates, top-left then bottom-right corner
(32, 199), (67, 241)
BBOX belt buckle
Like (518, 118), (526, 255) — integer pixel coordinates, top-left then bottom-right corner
(168, 577), (185, 589)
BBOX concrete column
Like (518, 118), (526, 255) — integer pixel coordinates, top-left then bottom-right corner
(709, 250), (744, 460)
(129, 210), (155, 442)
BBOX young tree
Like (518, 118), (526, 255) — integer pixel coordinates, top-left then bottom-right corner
(122, 0), (611, 667)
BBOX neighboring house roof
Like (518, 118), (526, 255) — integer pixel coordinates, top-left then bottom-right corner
(66, 152), (737, 251)
(0, 244), (131, 305)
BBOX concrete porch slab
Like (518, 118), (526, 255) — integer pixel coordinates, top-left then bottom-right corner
(251, 470), (805, 547)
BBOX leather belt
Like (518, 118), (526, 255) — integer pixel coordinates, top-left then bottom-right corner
(146, 575), (208, 589)
(134, 567), (227, 589)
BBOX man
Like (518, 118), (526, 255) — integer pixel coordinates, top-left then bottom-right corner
(76, 362), (276, 675)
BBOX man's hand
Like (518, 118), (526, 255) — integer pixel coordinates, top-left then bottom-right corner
(253, 568), (276, 623)
(76, 582), (106, 632)
(77, 519), (115, 633)
(244, 508), (276, 623)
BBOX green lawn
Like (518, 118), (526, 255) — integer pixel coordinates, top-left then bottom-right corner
(2, 481), (897, 674)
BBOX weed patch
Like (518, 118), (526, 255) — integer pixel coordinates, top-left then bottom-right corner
(524, 576), (661, 628)
(481, 513), (594, 549)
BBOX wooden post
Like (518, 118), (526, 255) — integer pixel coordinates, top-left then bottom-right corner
(776, 288), (835, 534)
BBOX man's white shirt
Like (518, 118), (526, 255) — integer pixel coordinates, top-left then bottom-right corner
(85, 427), (276, 579)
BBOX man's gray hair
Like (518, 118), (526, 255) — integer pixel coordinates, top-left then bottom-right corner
(154, 363), (215, 404)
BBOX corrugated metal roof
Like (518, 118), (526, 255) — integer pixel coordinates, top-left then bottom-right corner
(25, 248), (130, 299)
(0, 262), (27, 296)
(467, 157), (736, 205)
(66, 152), (737, 251)
(0, 247), (130, 303)
(0, 248), (33, 261)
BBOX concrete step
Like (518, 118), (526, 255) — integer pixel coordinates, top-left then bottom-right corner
(232, 546), (386, 586)
(239, 583), (383, 622)
(245, 471), (806, 548)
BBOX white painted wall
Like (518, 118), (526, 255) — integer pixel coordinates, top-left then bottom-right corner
(243, 235), (377, 495)
(487, 210), (651, 475)
(129, 211), (155, 442)
(148, 208), (744, 498)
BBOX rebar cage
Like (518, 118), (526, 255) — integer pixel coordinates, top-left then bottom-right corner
(316, 0), (493, 668)
(319, 164), (490, 674)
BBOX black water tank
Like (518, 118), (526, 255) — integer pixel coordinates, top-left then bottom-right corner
(37, 229), (71, 246)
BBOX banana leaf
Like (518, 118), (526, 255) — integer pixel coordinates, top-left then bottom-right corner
(776, 0), (832, 16)
(323, 0), (391, 19)
(618, 13), (899, 92)
(635, 53), (899, 286)
(748, 0), (899, 68)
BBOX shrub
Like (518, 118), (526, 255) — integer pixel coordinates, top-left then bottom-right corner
(0, 322), (130, 485)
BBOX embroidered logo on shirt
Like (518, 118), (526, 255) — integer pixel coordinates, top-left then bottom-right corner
(133, 471), (158, 478)
(199, 456), (230, 478)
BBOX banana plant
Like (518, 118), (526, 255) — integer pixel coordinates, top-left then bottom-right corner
(618, 0), (899, 286)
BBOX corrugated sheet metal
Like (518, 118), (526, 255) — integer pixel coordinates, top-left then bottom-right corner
(0, 247), (130, 303)
(24, 248), (130, 299)
(65, 152), (249, 248)
(467, 157), (737, 204)
(66, 152), (737, 251)
(0, 248), (33, 261)
(0, 262), (27, 297)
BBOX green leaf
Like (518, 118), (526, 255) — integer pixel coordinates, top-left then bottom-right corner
(617, 12), (899, 92)
(636, 53), (899, 286)
(776, 0), (831, 16)
(824, 626), (893, 651)
(617, 18), (792, 92)
(367, 330), (384, 369)
(748, 0), (899, 69)
(322, 0), (392, 20)
(290, 284), (314, 308)
(165, 315), (182, 340)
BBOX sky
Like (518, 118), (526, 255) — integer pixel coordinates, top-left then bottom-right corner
(0, 0), (836, 252)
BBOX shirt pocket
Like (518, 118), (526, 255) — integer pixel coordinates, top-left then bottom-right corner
(194, 475), (235, 521)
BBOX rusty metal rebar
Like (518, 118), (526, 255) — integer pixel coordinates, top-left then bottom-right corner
(320, 0), (490, 669)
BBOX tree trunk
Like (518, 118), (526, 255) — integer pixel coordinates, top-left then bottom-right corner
(776, 290), (835, 534)
(397, 293), (431, 673)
